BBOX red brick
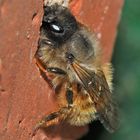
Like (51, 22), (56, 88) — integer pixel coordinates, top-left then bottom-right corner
(0, 0), (124, 139)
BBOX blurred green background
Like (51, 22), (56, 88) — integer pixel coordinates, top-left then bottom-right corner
(101, 0), (140, 140)
(82, 0), (140, 140)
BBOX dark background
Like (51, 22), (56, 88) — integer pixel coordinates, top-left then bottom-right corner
(82, 0), (140, 139)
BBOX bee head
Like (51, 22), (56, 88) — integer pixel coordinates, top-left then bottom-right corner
(42, 4), (78, 44)
(39, 4), (98, 65)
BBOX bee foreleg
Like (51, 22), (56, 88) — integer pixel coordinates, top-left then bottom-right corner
(35, 58), (66, 75)
(47, 67), (67, 75)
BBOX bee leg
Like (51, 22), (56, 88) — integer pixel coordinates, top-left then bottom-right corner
(35, 57), (47, 73)
(33, 91), (74, 135)
(47, 67), (66, 75)
(38, 87), (74, 127)
(32, 89), (73, 137)
(35, 58), (66, 75)
(66, 89), (73, 107)
(33, 111), (62, 135)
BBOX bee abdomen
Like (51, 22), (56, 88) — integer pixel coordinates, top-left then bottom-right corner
(66, 96), (97, 126)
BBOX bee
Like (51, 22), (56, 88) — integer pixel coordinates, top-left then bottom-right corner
(34, 4), (119, 133)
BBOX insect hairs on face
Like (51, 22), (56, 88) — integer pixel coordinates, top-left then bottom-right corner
(35, 4), (119, 134)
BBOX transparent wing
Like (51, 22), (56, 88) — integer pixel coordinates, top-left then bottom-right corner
(71, 62), (119, 132)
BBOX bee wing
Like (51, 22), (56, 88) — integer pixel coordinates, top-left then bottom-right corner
(71, 62), (119, 132)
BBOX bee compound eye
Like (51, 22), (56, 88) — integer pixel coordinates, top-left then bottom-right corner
(46, 20), (64, 33)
